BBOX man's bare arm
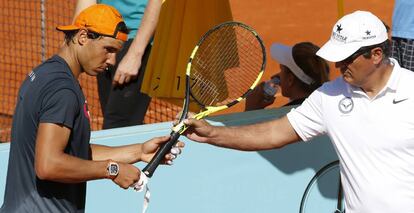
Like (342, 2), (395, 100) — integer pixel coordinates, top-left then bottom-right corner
(73, 0), (96, 22)
(184, 116), (301, 151)
(35, 123), (109, 183)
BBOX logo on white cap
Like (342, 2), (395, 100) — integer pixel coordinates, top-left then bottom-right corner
(333, 24), (347, 43)
(316, 10), (388, 62)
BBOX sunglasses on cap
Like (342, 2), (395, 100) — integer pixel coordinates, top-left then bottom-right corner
(342, 44), (384, 64)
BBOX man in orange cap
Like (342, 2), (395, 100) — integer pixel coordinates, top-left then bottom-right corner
(0, 4), (181, 213)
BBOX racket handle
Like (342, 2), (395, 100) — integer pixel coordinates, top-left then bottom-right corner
(142, 132), (181, 178)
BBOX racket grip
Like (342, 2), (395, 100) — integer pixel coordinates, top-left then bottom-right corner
(142, 132), (181, 178)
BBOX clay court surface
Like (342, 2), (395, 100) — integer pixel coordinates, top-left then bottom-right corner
(0, 0), (394, 141)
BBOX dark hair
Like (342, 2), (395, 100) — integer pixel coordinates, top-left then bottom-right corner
(361, 40), (391, 62)
(342, 39), (391, 67)
(63, 30), (79, 44)
(291, 42), (330, 93)
(62, 30), (103, 45)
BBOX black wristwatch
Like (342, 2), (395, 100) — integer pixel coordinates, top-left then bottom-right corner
(107, 161), (119, 179)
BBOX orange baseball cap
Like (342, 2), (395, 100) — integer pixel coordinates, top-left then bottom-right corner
(56, 4), (128, 42)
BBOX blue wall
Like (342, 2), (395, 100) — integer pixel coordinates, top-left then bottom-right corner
(0, 107), (340, 212)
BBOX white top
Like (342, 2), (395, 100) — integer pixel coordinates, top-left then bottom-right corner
(287, 59), (414, 213)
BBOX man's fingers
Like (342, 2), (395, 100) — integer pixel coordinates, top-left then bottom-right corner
(183, 118), (191, 125)
(163, 143), (184, 165)
(124, 76), (131, 84)
(118, 74), (125, 85)
(170, 146), (181, 155)
(151, 136), (171, 145)
(112, 72), (120, 86)
(149, 136), (170, 144)
(183, 118), (198, 127)
(176, 141), (185, 148)
(187, 112), (195, 118)
(159, 135), (171, 142)
(167, 153), (176, 160)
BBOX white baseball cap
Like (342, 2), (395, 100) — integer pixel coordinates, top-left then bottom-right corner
(316, 10), (388, 62)
(270, 43), (314, 85)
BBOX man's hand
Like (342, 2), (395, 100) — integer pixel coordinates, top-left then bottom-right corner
(245, 81), (275, 111)
(140, 136), (185, 164)
(112, 162), (141, 189)
(182, 118), (215, 143)
(112, 51), (142, 86)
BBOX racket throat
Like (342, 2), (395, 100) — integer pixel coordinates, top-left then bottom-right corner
(193, 105), (228, 120)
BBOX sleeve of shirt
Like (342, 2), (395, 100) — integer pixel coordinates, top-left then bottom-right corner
(286, 88), (327, 142)
(39, 88), (79, 129)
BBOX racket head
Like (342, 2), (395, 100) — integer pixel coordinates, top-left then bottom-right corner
(143, 22), (266, 177)
(187, 21), (266, 111)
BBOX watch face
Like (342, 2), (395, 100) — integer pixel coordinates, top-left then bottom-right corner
(109, 163), (119, 176)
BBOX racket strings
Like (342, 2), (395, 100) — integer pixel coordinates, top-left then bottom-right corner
(191, 72), (221, 106)
(190, 24), (264, 107)
(191, 29), (232, 105)
(193, 27), (247, 103)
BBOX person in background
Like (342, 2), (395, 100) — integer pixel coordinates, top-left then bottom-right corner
(74, 0), (162, 129)
(0, 5), (181, 213)
(183, 11), (414, 213)
(391, 0), (414, 71)
(140, 0), (233, 111)
(245, 42), (329, 110)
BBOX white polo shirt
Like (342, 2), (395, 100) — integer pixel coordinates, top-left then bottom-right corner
(287, 59), (414, 213)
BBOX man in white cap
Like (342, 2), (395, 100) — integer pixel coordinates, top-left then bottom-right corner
(181, 10), (414, 213)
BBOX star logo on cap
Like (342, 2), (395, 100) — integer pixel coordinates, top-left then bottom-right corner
(365, 30), (371, 36)
(336, 24), (343, 34)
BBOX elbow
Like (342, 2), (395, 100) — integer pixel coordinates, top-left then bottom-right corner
(35, 160), (57, 180)
(272, 144), (285, 150)
(265, 139), (288, 150)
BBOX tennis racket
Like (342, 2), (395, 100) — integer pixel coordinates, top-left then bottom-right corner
(143, 21), (266, 178)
